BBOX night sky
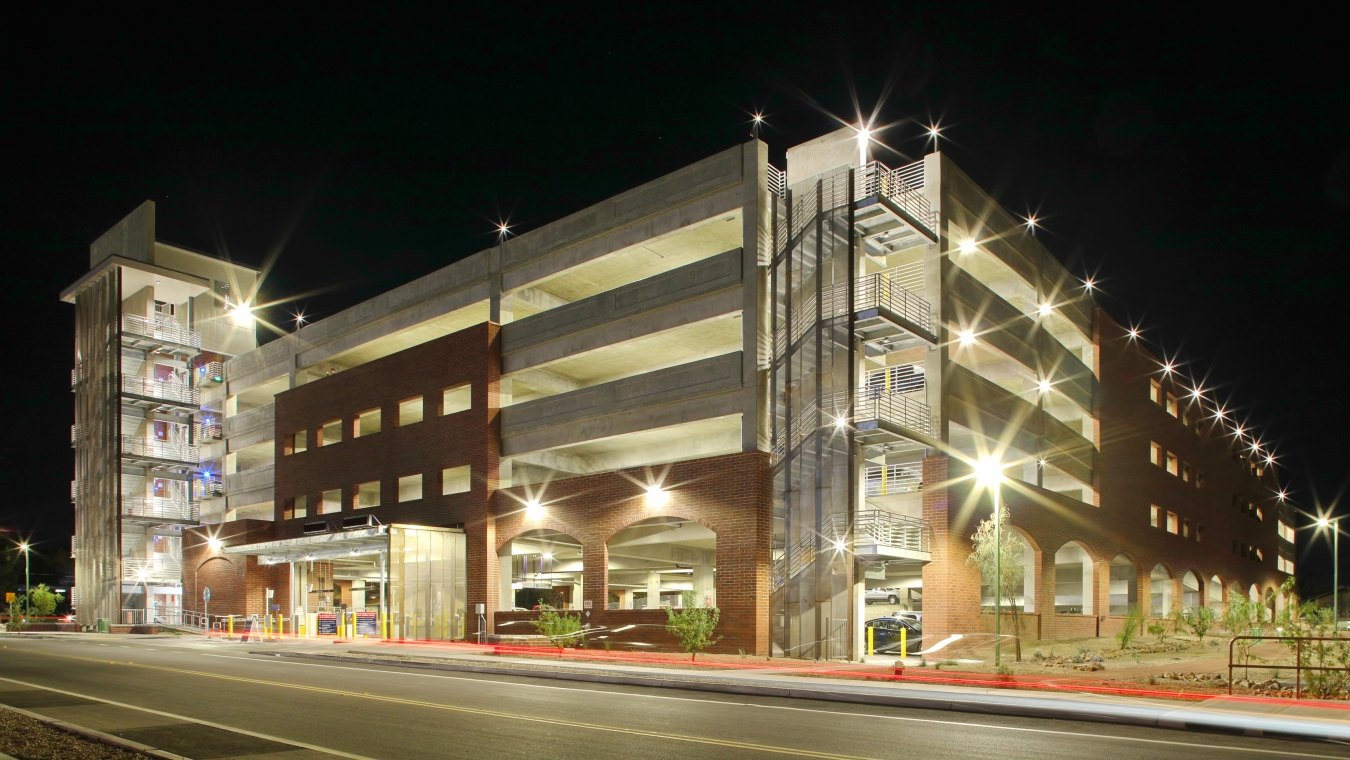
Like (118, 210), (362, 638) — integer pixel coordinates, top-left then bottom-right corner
(3, 9), (1346, 595)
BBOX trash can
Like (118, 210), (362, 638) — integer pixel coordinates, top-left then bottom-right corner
(96, 618), (110, 634)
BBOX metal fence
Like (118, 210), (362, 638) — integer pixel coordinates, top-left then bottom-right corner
(1228, 634), (1350, 699)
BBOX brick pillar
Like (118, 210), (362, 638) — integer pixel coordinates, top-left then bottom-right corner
(922, 455), (984, 642)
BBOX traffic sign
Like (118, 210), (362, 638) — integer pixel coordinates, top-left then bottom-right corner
(203, 587), (211, 603)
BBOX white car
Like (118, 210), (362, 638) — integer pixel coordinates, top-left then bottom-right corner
(889, 610), (922, 628)
(864, 587), (903, 605)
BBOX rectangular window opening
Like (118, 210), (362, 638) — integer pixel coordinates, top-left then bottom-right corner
(1149, 379), (1162, 405)
(1166, 511), (1179, 535)
(287, 430), (308, 455)
(356, 408), (382, 437)
(1149, 441), (1162, 466)
(1150, 504), (1161, 528)
(320, 419), (343, 446)
(355, 481), (380, 509)
(282, 495), (308, 520)
(442, 385), (472, 416)
(398, 396), (424, 426)
(1165, 453), (1179, 476)
(398, 474), (423, 503)
(441, 465), (471, 496)
(321, 489), (342, 515)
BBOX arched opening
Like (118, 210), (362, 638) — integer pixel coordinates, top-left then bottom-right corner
(1264, 586), (1278, 619)
(1208, 575), (1225, 612)
(498, 529), (584, 610)
(1181, 571), (1201, 612)
(1053, 542), (1094, 615)
(979, 528), (1036, 613)
(1108, 554), (1139, 615)
(607, 517), (716, 610)
(1150, 563), (1173, 615)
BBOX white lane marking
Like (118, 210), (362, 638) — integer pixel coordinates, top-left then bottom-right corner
(0, 674), (375, 760)
(191, 653), (1340, 758)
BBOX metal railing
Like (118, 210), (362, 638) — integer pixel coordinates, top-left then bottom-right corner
(851, 388), (935, 438)
(1229, 634), (1350, 699)
(853, 509), (931, 554)
(121, 376), (199, 406)
(123, 496), (198, 522)
(122, 313), (201, 348)
(197, 361), (224, 384)
(858, 160), (936, 233)
(864, 464), (922, 496)
(864, 363), (925, 396)
(122, 557), (183, 581)
(766, 164), (787, 199)
(70, 424), (82, 446)
(70, 480), (80, 501)
(196, 422), (223, 441)
(851, 268), (934, 335)
(70, 535), (78, 559)
(120, 436), (200, 464)
(70, 362), (86, 390)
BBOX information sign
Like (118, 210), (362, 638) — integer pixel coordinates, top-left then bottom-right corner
(316, 613), (338, 635)
(355, 611), (378, 636)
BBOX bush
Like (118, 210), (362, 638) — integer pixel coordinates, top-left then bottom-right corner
(1147, 620), (1167, 643)
(665, 590), (721, 660)
(1182, 606), (1215, 641)
(1116, 607), (1144, 650)
(533, 609), (585, 647)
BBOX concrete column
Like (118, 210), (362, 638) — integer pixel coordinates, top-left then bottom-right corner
(646, 571), (662, 610)
(692, 564), (715, 608)
(498, 553), (514, 611)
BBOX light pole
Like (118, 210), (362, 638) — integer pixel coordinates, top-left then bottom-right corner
(975, 457), (1005, 667)
(17, 541), (31, 621)
(1318, 516), (1341, 629)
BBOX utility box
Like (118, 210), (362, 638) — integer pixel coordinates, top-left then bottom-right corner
(96, 618), (110, 634)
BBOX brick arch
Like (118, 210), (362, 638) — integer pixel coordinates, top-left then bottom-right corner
(494, 519), (586, 555)
(603, 513), (718, 544)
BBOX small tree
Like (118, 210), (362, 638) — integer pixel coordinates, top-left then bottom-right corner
(666, 590), (721, 660)
(967, 507), (1025, 662)
(5, 600), (28, 632)
(1115, 606), (1144, 650)
(26, 584), (64, 618)
(533, 609), (585, 648)
(1182, 606), (1215, 641)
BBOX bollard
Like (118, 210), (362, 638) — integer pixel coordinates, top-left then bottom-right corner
(227, 615), (234, 639)
(900, 627), (907, 658)
(867, 626), (874, 656)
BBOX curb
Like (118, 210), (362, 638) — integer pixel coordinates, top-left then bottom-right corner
(274, 650), (1350, 742)
(0, 703), (185, 759)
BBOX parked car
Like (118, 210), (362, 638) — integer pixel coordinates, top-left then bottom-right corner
(865, 617), (922, 654)
(863, 587), (903, 605)
(888, 610), (922, 629)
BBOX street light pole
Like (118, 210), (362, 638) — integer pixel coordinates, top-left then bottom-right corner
(993, 483), (1002, 668)
(18, 542), (30, 621)
(1319, 517), (1341, 631)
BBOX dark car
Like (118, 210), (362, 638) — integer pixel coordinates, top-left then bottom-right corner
(865, 616), (922, 655)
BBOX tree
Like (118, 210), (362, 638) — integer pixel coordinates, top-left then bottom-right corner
(533, 609), (585, 647)
(26, 584), (64, 618)
(666, 590), (721, 660)
(967, 508), (1025, 662)
(1181, 605), (1215, 641)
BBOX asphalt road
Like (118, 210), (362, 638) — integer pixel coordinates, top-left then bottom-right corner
(0, 635), (1343, 760)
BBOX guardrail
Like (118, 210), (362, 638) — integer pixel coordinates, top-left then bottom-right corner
(122, 557), (183, 581)
(120, 436), (200, 464)
(1229, 634), (1350, 699)
(123, 496), (198, 522)
(766, 164), (787, 199)
(858, 160), (936, 233)
(122, 314), (201, 348)
(121, 376), (199, 406)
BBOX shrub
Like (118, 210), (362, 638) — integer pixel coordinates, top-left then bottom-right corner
(1147, 620), (1167, 643)
(1116, 607), (1144, 650)
(533, 609), (585, 647)
(665, 591), (721, 659)
(1182, 606), (1216, 641)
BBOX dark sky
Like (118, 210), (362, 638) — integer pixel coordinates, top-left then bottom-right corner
(3, 8), (1346, 592)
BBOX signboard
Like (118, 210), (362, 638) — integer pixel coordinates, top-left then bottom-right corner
(202, 587), (211, 603)
(316, 613), (338, 635)
(4, 592), (14, 604)
(582, 600), (592, 610)
(355, 611), (378, 636)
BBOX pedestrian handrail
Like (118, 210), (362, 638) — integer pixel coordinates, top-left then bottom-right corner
(1228, 634), (1350, 699)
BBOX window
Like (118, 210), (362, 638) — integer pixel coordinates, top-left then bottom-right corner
(441, 465), (471, 495)
(356, 408), (382, 437)
(398, 474), (423, 502)
(1181, 463), (1192, 483)
(1196, 525), (1204, 543)
(1165, 394), (1179, 418)
(1182, 518), (1192, 538)
(1278, 557), (1295, 574)
(355, 481), (380, 509)
(1196, 471), (1206, 489)
(1277, 520), (1295, 543)
(286, 430), (308, 455)
(442, 385), (472, 416)
(283, 495), (308, 520)
(1149, 442), (1163, 466)
(321, 489), (342, 514)
(1150, 504), (1162, 528)
(320, 419), (343, 446)
(398, 396), (424, 426)
(1166, 511), (1179, 534)
(1149, 379), (1162, 405)
(1165, 452), (1179, 476)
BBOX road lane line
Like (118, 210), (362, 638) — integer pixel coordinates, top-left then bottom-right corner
(0, 675), (374, 760)
(22, 652), (867, 759)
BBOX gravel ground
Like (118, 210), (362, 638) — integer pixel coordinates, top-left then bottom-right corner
(0, 707), (154, 759)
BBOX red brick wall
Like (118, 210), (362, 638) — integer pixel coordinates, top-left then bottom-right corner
(183, 520), (289, 619)
(272, 323), (499, 542)
(492, 451), (772, 655)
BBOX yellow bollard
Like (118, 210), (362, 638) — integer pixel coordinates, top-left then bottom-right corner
(867, 626), (874, 656)
(227, 615), (234, 638)
(380, 611), (387, 640)
(901, 627), (907, 657)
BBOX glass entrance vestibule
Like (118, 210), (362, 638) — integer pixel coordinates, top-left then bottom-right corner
(225, 524), (466, 641)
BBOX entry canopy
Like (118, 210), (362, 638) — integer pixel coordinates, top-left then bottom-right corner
(224, 526), (389, 565)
